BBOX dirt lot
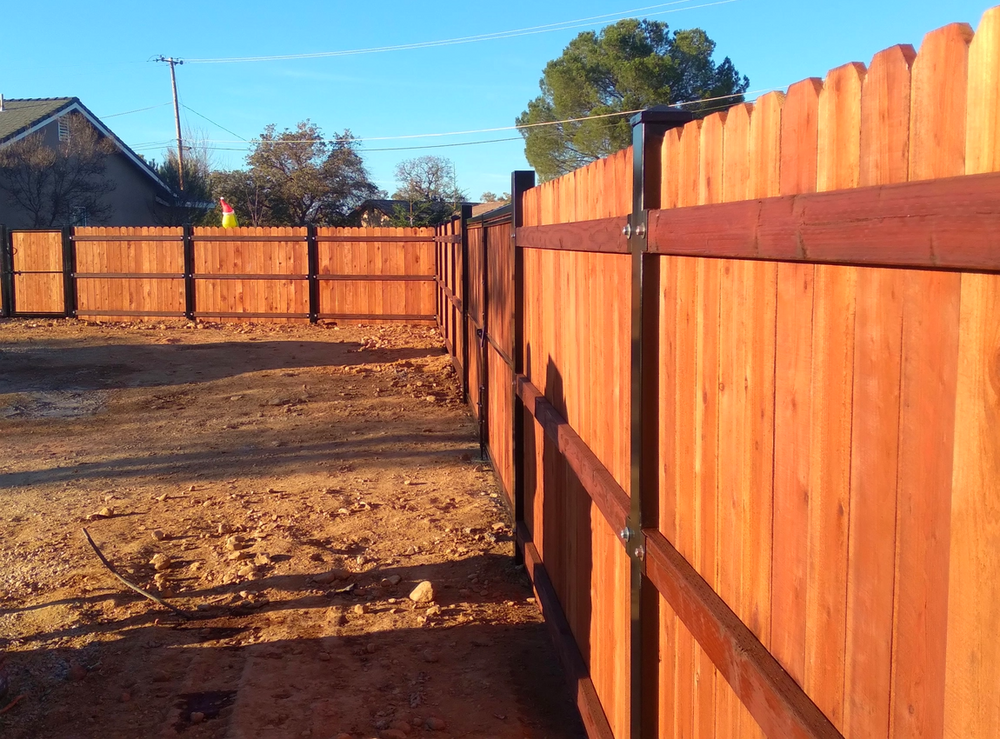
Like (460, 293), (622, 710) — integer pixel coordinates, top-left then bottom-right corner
(0, 318), (583, 739)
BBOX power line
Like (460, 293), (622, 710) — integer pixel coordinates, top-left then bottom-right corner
(188, 89), (772, 147)
(184, 0), (737, 64)
(101, 102), (172, 119)
(182, 104), (248, 141)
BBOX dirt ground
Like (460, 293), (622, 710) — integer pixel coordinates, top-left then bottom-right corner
(0, 318), (584, 739)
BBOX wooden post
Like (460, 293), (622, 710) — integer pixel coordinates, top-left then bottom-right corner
(307, 225), (319, 323)
(511, 170), (536, 561)
(0, 225), (12, 317)
(628, 106), (692, 739)
(61, 226), (77, 318)
(183, 225), (196, 321)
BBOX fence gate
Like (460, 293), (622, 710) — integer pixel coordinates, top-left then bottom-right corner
(8, 230), (68, 315)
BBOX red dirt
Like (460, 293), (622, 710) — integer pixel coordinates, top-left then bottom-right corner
(0, 318), (583, 739)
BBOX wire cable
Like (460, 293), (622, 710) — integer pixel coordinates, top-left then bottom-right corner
(99, 103), (172, 119)
(182, 104), (248, 141)
(185, 0), (736, 64)
(188, 88), (771, 147)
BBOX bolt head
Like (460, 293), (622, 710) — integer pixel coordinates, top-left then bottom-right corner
(622, 224), (632, 238)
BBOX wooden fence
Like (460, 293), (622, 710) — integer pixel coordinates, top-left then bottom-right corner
(438, 7), (1000, 739)
(0, 226), (439, 323)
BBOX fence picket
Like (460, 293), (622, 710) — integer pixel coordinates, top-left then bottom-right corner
(909, 23), (974, 180)
(780, 79), (823, 195)
(817, 63), (866, 192)
(860, 45), (916, 187)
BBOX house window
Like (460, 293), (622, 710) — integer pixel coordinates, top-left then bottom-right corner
(58, 117), (70, 143)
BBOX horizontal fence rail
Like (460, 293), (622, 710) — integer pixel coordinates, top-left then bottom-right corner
(0, 226), (437, 323)
(433, 6), (1000, 739)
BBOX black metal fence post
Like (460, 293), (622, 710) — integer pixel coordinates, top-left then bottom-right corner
(459, 204), (473, 403)
(307, 225), (319, 323)
(511, 170), (535, 561)
(0, 225), (12, 317)
(479, 214), (490, 462)
(628, 106), (692, 739)
(61, 227), (77, 318)
(183, 225), (196, 321)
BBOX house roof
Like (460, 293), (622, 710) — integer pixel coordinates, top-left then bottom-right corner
(357, 199), (410, 216)
(0, 97), (172, 195)
(353, 198), (487, 220)
(470, 201), (508, 218)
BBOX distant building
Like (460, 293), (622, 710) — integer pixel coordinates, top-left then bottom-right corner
(0, 97), (181, 228)
(352, 199), (412, 227)
(351, 198), (504, 227)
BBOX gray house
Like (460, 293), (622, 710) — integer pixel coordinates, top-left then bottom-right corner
(0, 97), (177, 228)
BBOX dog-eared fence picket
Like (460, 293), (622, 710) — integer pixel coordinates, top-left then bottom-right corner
(4, 8), (1000, 738)
(437, 8), (1000, 739)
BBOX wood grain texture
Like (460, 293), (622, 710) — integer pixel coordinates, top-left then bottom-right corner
(515, 218), (629, 254)
(890, 271), (961, 739)
(660, 128), (683, 209)
(749, 92), (785, 199)
(677, 120), (703, 208)
(780, 79), (823, 196)
(818, 63), (866, 192)
(909, 23), (974, 180)
(967, 6), (1000, 174)
(803, 265), (857, 731)
(11, 230), (64, 314)
(770, 261), (814, 687)
(699, 112), (727, 205)
(943, 272), (1000, 739)
(645, 531), (843, 739)
(645, 171), (1000, 270)
(722, 103), (752, 204)
(860, 45), (916, 187)
(843, 268), (904, 739)
(515, 375), (630, 538)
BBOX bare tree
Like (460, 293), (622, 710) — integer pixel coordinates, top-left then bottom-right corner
(0, 113), (117, 227)
(390, 156), (467, 227)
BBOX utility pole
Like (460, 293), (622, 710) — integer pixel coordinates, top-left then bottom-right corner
(154, 55), (185, 191)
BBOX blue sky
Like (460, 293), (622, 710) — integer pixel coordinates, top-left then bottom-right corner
(2, 0), (996, 199)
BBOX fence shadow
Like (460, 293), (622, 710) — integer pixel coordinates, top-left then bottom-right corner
(0, 554), (586, 739)
(0, 340), (439, 394)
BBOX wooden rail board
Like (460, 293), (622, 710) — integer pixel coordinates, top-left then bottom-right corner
(646, 171), (1000, 270)
(644, 531), (843, 739)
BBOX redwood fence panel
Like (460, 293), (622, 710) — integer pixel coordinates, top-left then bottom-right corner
(0, 226), (437, 323)
(8, 230), (65, 315)
(433, 7), (1000, 739)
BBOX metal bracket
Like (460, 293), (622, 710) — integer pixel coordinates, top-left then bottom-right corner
(620, 526), (646, 561)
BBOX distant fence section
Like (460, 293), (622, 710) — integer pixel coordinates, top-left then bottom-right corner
(437, 7), (1000, 739)
(0, 226), (437, 323)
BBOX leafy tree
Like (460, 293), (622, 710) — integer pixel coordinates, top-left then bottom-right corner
(390, 156), (467, 227)
(243, 120), (378, 226)
(0, 113), (116, 227)
(480, 191), (510, 203)
(517, 19), (749, 181)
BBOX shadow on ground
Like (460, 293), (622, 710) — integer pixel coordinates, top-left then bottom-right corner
(0, 555), (586, 739)
(0, 340), (441, 394)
